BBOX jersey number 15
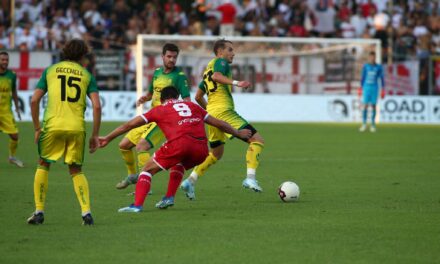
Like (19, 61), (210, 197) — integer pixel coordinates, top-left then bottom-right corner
(58, 75), (81, 102)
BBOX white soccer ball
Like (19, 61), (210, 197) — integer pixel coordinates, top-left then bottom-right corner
(278, 181), (300, 202)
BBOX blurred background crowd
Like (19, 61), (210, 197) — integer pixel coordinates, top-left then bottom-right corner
(0, 0), (439, 93)
(0, 0), (439, 60)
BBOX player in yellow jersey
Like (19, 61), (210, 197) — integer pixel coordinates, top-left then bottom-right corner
(0, 51), (24, 167)
(180, 39), (265, 200)
(27, 39), (101, 225)
(115, 43), (191, 190)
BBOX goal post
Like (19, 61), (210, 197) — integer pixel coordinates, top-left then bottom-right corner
(135, 34), (381, 113)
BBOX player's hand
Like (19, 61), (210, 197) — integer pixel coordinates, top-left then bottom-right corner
(380, 89), (386, 99)
(89, 136), (100, 153)
(34, 129), (41, 144)
(238, 81), (251, 89)
(237, 129), (252, 141)
(136, 95), (148, 107)
(15, 109), (21, 121)
(98, 136), (110, 148)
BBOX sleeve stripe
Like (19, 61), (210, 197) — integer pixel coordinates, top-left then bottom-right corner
(204, 113), (210, 120)
(140, 114), (148, 123)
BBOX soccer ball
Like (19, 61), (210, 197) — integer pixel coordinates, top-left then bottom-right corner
(278, 181), (300, 202)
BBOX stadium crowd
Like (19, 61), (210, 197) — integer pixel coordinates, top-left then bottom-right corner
(0, 0), (439, 60)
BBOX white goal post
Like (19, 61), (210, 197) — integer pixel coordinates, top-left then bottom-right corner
(136, 34), (381, 114)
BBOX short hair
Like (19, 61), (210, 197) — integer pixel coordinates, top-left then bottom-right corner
(0, 51), (9, 56)
(369, 51), (376, 56)
(160, 86), (180, 101)
(162, 43), (179, 55)
(213, 39), (232, 55)
(61, 39), (89, 61)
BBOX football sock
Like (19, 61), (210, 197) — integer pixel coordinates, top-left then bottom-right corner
(246, 142), (264, 178)
(33, 166), (49, 212)
(134, 172), (152, 207)
(371, 108), (377, 127)
(362, 109), (368, 124)
(166, 164), (185, 197)
(137, 151), (151, 173)
(193, 152), (218, 179)
(72, 172), (91, 215)
(120, 149), (136, 175)
(188, 171), (198, 184)
(9, 139), (18, 157)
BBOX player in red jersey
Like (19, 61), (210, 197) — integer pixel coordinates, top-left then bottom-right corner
(99, 86), (252, 212)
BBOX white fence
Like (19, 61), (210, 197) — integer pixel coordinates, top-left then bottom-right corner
(14, 92), (440, 124)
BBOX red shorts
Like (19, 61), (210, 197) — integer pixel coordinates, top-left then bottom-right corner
(153, 136), (209, 170)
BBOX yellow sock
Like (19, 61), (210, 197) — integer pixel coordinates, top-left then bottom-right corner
(9, 139), (18, 157)
(72, 173), (91, 214)
(246, 142), (264, 173)
(194, 152), (218, 177)
(137, 151), (151, 172)
(120, 149), (136, 175)
(34, 166), (49, 212)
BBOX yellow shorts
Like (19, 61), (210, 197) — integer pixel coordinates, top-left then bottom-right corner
(0, 114), (18, 134)
(207, 109), (249, 146)
(125, 122), (164, 148)
(38, 130), (86, 165)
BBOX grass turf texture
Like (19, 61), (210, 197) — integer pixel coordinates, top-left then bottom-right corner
(1, 122), (439, 264)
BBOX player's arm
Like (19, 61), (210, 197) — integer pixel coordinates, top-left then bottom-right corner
(11, 74), (21, 120)
(212, 59), (250, 88)
(99, 116), (146, 148)
(205, 115), (252, 141)
(195, 86), (207, 109)
(30, 89), (46, 143)
(136, 77), (154, 106)
(379, 65), (386, 98)
(88, 92), (102, 153)
(177, 71), (191, 102)
(359, 65), (366, 96)
(136, 91), (153, 107)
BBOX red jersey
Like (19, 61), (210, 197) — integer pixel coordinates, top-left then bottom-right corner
(141, 100), (209, 143)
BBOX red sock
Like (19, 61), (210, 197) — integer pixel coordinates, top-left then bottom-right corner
(166, 164), (185, 197)
(134, 172), (152, 207)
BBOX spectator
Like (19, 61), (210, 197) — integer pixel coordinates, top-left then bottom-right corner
(217, 0), (237, 36)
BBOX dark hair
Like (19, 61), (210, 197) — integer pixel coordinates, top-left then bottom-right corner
(162, 43), (179, 55)
(213, 39), (232, 55)
(0, 51), (9, 56)
(161, 86), (179, 101)
(369, 51), (376, 56)
(62, 39), (89, 61)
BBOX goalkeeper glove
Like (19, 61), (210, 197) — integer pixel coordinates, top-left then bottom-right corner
(358, 88), (362, 97)
(380, 89), (386, 99)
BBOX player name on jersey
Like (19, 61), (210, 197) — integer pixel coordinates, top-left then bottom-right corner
(55, 67), (83, 76)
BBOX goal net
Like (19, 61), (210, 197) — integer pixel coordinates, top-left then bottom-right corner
(136, 35), (380, 110)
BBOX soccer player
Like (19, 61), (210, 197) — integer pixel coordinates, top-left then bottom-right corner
(0, 51), (24, 167)
(27, 39), (101, 225)
(359, 51), (385, 132)
(180, 39), (265, 200)
(98, 86), (251, 212)
(115, 43), (191, 190)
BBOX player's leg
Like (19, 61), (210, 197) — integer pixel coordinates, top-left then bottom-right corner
(370, 104), (377, 132)
(155, 164), (185, 209)
(242, 124), (264, 192)
(360, 91), (370, 132)
(116, 127), (142, 189)
(118, 159), (162, 212)
(1, 115), (23, 167)
(182, 124), (225, 198)
(27, 159), (50, 225)
(137, 123), (163, 173)
(65, 131), (93, 225)
(27, 130), (63, 225)
(8, 133), (24, 167)
(69, 164), (93, 225)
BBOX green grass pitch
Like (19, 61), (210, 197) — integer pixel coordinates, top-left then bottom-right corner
(1, 122), (439, 264)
